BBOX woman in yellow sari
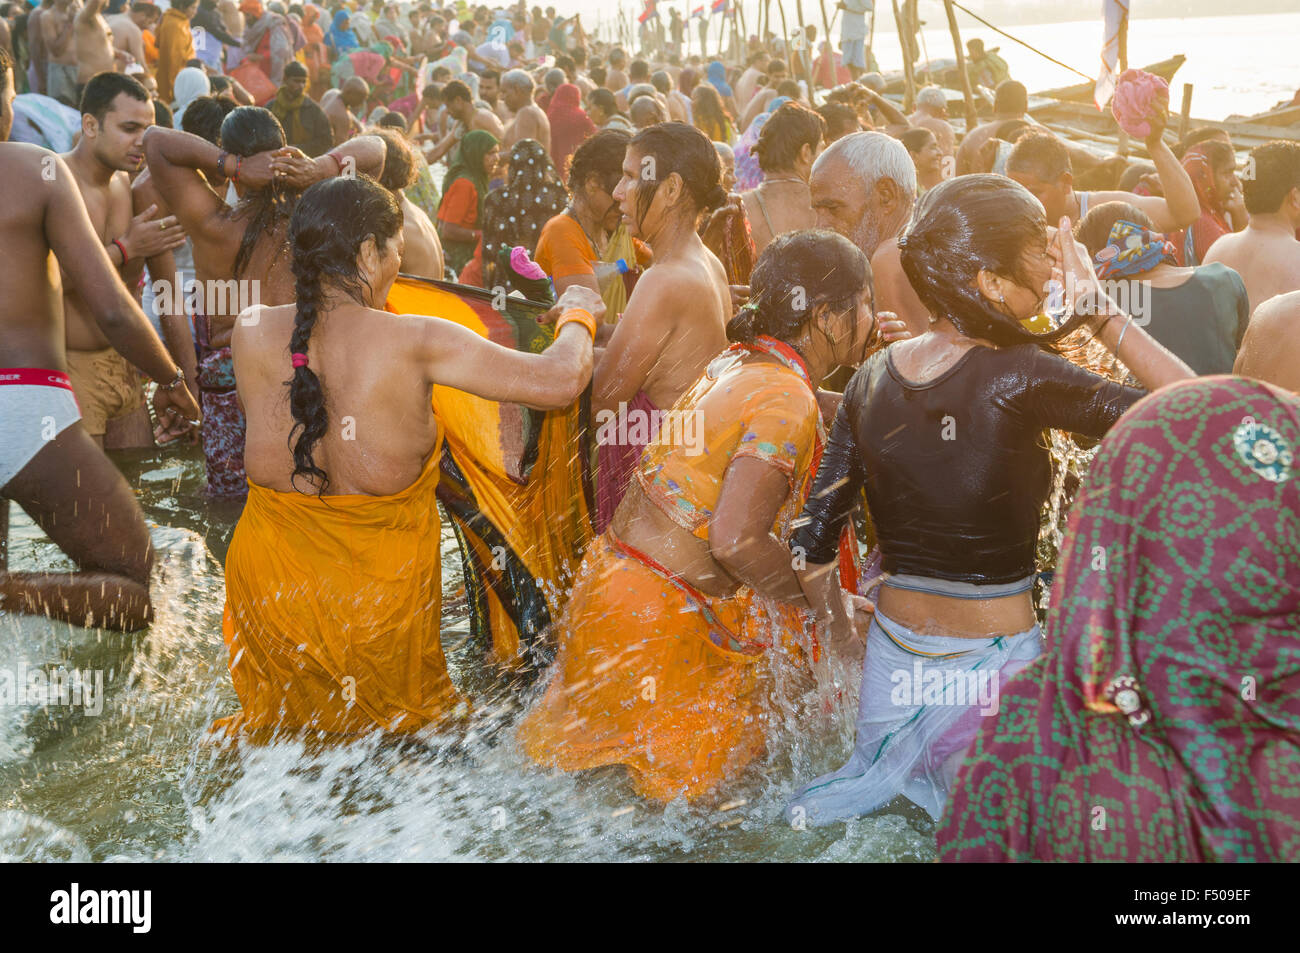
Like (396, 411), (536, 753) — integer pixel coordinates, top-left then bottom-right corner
(213, 176), (601, 740)
(518, 230), (906, 800)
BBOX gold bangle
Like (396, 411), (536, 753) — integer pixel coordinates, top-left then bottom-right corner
(555, 307), (597, 341)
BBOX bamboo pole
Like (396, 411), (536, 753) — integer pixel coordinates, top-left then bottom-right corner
(891, 0), (915, 113)
(1116, 12), (1129, 156)
(1178, 83), (1193, 141)
(775, 0), (791, 73)
(795, 0), (811, 88)
(941, 0), (979, 130)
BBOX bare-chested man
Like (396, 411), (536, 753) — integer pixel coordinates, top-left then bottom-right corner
(499, 69), (548, 153)
(0, 50), (201, 631)
(42, 0), (79, 106)
(1234, 291), (1300, 392)
(374, 127), (444, 279)
(320, 77), (368, 147)
(1203, 140), (1300, 313)
(26, 0), (52, 96)
(62, 72), (188, 449)
(423, 78), (505, 162)
(605, 47), (628, 93)
(143, 107), (384, 497)
(75, 0), (120, 84)
(107, 2), (160, 72)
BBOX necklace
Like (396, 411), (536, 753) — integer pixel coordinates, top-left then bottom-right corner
(566, 204), (605, 257)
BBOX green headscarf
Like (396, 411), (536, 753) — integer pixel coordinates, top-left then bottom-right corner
(442, 129), (498, 222)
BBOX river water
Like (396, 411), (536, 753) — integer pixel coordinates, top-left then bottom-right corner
(1, 448), (937, 862)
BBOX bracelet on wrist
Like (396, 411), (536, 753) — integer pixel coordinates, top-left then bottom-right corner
(555, 307), (597, 341)
(156, 368), (186, 392)
(112, 237), (129, 266)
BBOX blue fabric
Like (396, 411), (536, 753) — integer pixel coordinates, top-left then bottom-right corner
(706, 61), (732, 98)
(325, 11), (358, 51)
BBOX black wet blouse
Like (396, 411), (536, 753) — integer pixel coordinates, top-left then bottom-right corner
(792, 343), (1144, 583)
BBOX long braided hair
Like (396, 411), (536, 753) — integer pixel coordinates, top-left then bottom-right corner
(286, 176), (403, 494)
(220, 107), (298, 279)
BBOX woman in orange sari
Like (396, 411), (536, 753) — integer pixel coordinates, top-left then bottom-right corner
(213, 175), (601, 740)
(300, 4), (329, 98)
(518, 230), (904, 801)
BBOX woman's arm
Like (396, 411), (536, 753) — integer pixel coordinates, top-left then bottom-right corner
(418, 285), (601, 410)
(710, 457), (807, 605)
(590, 268), (676, 415)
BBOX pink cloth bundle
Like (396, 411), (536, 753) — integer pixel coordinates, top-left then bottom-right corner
(1111, 69), (1170, 138)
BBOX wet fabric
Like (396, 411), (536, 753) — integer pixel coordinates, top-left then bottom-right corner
(534, 213), (649, 320)
(1172, 146), (1232, 267)
(215, 438), (459, 738)
(1113, 263), (1249, 376)
(938, 377), (1300, 861)
(594, 390), (658, 534)
(787, 610), (1042, 825)
(517, 529), (810, 801)
(1092, 218), (1176, 279)
(0, 371), (81, 489)
(701, 199), (756, 286)
(65, 347), (144, 437)
(791, 344), (1144, 583)
(193, 312), (248, 501)
(385, 276), (592, 670)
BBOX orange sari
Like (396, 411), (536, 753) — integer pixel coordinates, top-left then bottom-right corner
(518, 338), (826, 801)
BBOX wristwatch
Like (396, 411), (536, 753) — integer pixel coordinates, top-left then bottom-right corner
(157, 368), (186, 392)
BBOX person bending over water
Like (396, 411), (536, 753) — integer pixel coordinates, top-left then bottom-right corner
(785, 175), (1194, 826)
(591, 121), (731, 531)
(144, 108), (384, 499)
(214, 175), (600, 739)
(0, 49), (200, 632)
(519, 231), (904, 801)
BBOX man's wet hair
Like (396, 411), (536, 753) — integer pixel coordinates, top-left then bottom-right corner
(80, 71), (151, 123)
(1174, 126), (1230, 160)
(377, 110), (408, 133)
(992, 79), (1028, 116)
(817, 101), (860, 140)
(181, 94), (237, 144)
(567, 127), (630, 193)
(1244, 140), (1300, 215)
(587, 87), (618, 117)
(283, 61), (309, 80)
(1006, 131), (1071, 182)
(373, 127), (417, 192)
(754, 101), (825, 173)
(441, 80), (472, 103)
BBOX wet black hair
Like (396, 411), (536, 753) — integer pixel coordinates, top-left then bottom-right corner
(441, 80), (472, 103)
(376, 110), (408, 133)
(287, 176), (404, 493)
(753, 101), (825, 173)
(1173, 125), (1229, 160)
(1245, 140), (1300, 215)
(80, 71), (151, 123)
(373, 127), (416, 191)
(586, 87), (618, 117)
(628, 121), (726, 228)
(567, 127), (630, 193)
(728, 229), (871, 359)
(283, 61), (309, 80)
(180, 94), (236, 144)
(899, 126), (937, 155)
(899, 174), (1092, 348)
(153, 100), (173, 128)
(817, 101), (860, 142)
(220, 106), (291, 278)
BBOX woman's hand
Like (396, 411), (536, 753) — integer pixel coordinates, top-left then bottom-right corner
(822, 589), (876, 656)
(876, 310), (910, 344)
(1049, 215), (1118, 322)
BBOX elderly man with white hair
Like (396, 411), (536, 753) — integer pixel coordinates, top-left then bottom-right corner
(499, 67), (550, 152)
(908, 85), (955, 158)
(811, 131), (930, 335)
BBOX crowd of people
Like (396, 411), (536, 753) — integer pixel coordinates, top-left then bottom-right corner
(0, 0), (1298, 862)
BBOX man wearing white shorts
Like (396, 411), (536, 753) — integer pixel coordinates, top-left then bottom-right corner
(838, 0), (873, 79)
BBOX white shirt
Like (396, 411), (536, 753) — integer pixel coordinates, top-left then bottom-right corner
(840, 0), (873, 42)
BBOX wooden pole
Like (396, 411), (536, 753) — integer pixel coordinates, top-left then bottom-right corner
(1178, 83), (1193, 141)
(866, 2), (875, 69)
(941, 0), (979, 130)
(775, 0), (791, 73)
(1116, 12), (1130, 156)
(891, 0), (916, 113)
(795, 0), (811, 88)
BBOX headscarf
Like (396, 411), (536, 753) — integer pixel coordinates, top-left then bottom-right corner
(938, 376), (1300, 862)
(1092, 219), (1177, 279)
(545, 83), (595, 177)
(480, 139), (568, 293)
(170, 67), (211, 126)
(706, 60), (732, 98)
(325, 10), (358, 51)
(733, 95), (790, 191)
(442, 129), (498, 209)
(1173, 145), (1232, 266)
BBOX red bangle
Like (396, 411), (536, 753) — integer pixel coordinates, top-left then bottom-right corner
(112, 238), (129, 265)
(329, 151), (345, 175)
(232, 154), (243, 183)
